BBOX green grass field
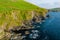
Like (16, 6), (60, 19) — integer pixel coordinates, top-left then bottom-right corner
(0, 0), (43, 10)
(0, 0), (47, 32)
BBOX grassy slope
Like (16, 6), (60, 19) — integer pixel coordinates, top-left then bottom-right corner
(0, 0), (44, 10)
(0, 0), (47, 30)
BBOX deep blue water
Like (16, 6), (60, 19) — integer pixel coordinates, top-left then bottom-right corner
(42, 12), (60, 40)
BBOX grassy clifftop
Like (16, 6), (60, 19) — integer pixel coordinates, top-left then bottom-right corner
(0, 0), (48, 39)
(0, 0), (45, 10)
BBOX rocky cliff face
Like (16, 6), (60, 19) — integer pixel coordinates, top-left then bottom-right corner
(0, 10), (48, 40)
(0, 0), (48, 40)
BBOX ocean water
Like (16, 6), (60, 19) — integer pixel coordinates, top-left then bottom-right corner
(42, 12), (60, 40)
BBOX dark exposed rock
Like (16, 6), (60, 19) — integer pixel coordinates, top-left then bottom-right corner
(46, 14), (50, 18)
(32, 17), (36, 22)
(41, 16), (46, 20)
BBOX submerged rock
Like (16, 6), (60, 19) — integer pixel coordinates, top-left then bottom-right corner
(46, 14), (50, 18)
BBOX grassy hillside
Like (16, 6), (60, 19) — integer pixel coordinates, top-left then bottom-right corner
(0, 0), (45, 10)
(0, 0), (48, 39)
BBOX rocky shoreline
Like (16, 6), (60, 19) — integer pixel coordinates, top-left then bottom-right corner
(0, 14), (50, 40)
